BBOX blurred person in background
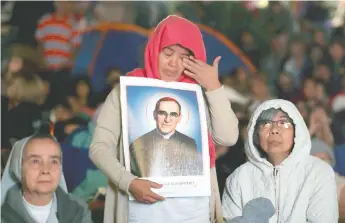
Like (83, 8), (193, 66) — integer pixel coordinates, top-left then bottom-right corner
(312, 28), (328, 49)
(308, 106), (334, 148)
(283, 38), (312, 89)
(296, 100), (310, 122)
(216, 118), (248, 198)
(35, 1), (80, 71)
(275, 72), (300, 102)
(300, 77), (321, 108)
(331, 76), (345, 146)
(220, 73), (250, 107)
(220, 68), (251, 99)
(1, 44), (42, 95)
(1, 74), (46, 150)
(313, 60), (341, 97)
(67, 76), (96, 118)
(309, 44), (327, 68)
(247, 75), (272, 115)
(310, 143), (345, 221)
(240, 31), (261, 68)
(328, 37), (345, 78)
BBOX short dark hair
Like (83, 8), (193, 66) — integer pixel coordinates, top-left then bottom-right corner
(154, 97), (181, 114)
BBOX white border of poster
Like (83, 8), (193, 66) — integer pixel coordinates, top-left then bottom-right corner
(120, 76), (211, 199)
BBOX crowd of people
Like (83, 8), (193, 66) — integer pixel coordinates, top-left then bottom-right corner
(1, 1), (345, 223)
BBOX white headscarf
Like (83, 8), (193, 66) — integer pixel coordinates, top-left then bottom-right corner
(1, 135), (68, 205)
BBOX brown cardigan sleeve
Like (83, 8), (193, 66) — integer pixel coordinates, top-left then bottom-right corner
(89, 86), (136, 193)
(204, 86), (239, 147)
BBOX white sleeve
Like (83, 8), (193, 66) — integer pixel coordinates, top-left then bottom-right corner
(306, 162), (339, 223)
(222, 171), (243, 222)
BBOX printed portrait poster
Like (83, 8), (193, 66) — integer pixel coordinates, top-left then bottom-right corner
(120, 76), (211, 199)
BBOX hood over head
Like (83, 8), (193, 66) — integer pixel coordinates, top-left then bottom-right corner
(1, 135), (67, 205)
(245, 99), (311, 170)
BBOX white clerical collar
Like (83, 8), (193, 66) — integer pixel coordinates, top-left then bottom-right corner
(156, 129), (175, 139)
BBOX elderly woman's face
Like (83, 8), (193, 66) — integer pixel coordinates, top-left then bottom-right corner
(22, 138), (61, 195)
(258, 111), (294, 157)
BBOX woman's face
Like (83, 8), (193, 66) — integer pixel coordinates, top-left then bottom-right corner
(314, 31), (325, 45)
(315, 64), (331, 82)
(76, 81), (89, 98)
(8, 57), (23, 73)
(279, 74), (293, 90)
(303, 79), (317, 100)
(258, 111), (294, 159)
(158, 45), (191, 82)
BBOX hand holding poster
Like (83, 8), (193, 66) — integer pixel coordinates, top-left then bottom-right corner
(120, 76), (211, 199)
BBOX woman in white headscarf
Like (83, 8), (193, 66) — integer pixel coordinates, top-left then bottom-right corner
(1, 133), (93, 223)
(222, 99), (339, 222)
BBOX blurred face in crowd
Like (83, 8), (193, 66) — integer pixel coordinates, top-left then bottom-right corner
(22, 138), (61, 199)
(154, 100), (181, 135)
(314, 64), (331, 82)
(250, 78), (269, 99)
(303, 78), (317, 100)
(314, 31), (325, 46)
(55, 105), (72, 122)
(8, 57), (23, 74)
(158, 45), (192, 82)
(290, 41), (305, 57)
(76, 80), (90, 98)
(279, 73), (293, 91)
(315, 82), (326, 100)
(258, 111), (294, 161)
(330, 42), (344, 61)
(54, 1), (74, 16)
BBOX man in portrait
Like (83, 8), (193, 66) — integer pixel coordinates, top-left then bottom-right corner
(129, 97), (203, 177)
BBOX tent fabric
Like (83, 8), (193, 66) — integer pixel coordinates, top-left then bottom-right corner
(72, 23), (257, 93)
(60, 143), (98, 192)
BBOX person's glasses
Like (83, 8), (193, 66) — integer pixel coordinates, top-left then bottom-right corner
(157, 110), (180, 118)
(259, 120), (293, 130)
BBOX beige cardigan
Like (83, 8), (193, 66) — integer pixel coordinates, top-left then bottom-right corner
(89, 85), (239, 223)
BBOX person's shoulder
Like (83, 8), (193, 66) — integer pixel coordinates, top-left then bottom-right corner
(230, 162), (256, 179)
(56, 187), (89, 211)
(131, 130), (156, 144)
(305, 156), (335, 177)
(225, 162), (255, 188)
(37, 13), (53, 24)
(175, 131), (196, 144)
